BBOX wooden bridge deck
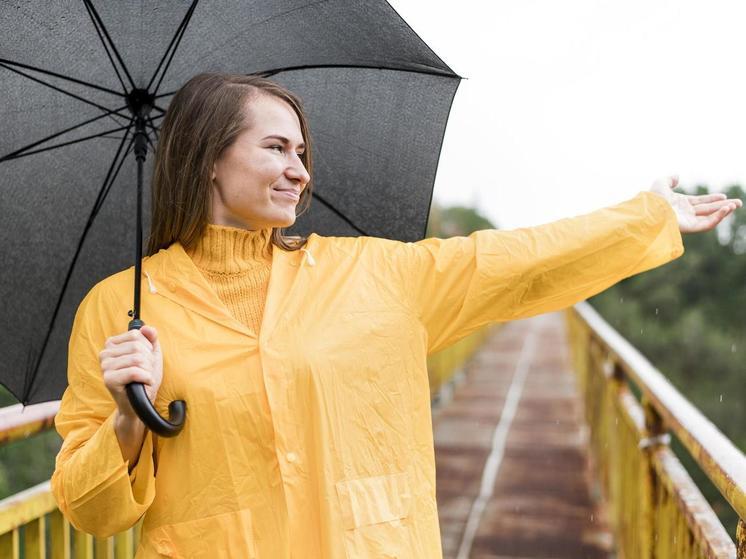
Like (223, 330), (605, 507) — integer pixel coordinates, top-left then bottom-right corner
(434, 312), (614, 559)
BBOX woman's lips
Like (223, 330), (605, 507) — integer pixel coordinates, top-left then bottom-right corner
(273, 189), (300, 202)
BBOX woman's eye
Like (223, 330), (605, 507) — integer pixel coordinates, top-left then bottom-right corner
(270, 145), (283, 152)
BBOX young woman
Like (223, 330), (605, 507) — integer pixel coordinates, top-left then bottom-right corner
(51, 72), (742, 558)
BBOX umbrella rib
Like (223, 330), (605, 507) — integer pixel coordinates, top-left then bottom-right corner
(27, 126), (134, 403)
(82, 0), (136, 92)
(146, 116), (160, 142)
(82, 0), (127, 94)
(1, 125), (131, 162)
(311, 191), (368, 236)
(0, 59), (124, 97)
(0, 62), (130, 128)
(154, 62), (461, 101)
(92, 133), (136, 217)
(147, 0), (200, 93)
(259, 63), (460, 80)
(0, 104), (129, 163)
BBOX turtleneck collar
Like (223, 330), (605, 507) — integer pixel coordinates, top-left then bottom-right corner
(186, 223), (273, 274)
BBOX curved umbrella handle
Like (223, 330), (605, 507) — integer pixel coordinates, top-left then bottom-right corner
(126, 319), (186, 437)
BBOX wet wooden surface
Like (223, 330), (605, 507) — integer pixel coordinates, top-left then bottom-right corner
(434, 312), (614, 559)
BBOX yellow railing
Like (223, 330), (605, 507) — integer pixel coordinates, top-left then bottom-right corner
(0, 327), (492, 558)
(0, 402), (144, 558)
(567, 302), (746, 558)
(427, 326), (495, 400)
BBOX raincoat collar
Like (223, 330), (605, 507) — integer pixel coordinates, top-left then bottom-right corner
(142, 236), (317, 342)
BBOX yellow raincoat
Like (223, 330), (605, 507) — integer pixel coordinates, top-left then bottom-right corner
(52, 191), (683, 558)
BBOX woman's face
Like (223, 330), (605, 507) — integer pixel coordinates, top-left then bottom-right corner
(210, 94), (310, 230)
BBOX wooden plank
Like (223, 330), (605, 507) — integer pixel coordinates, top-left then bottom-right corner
(434, 314), (612, 559)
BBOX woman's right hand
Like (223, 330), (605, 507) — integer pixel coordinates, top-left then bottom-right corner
(99, 325), (163, 419)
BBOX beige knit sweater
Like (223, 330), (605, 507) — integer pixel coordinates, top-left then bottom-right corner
(186, 224), (273, 335)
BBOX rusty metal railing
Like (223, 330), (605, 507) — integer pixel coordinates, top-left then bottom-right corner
(567, 301), (746, 558)
(0, 402), (138, 558)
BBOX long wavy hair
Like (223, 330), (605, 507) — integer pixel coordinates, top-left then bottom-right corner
(146, 72), (313, 256)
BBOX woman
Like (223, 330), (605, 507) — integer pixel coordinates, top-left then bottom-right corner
(51, 73), (742, 558)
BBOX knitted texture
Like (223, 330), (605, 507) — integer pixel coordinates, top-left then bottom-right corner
(186, 224), (273, 335)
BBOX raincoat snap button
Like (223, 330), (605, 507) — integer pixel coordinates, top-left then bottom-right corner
(167, 281), (177, 291)
(286, 452), (298, 463)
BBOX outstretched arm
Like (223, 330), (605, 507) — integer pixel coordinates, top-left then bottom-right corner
(386, 183), (683, 354)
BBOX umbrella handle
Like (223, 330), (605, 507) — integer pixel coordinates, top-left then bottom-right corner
(126, 319), (186, 437)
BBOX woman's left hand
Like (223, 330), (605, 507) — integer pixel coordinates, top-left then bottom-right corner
(650, 176), (743, 234)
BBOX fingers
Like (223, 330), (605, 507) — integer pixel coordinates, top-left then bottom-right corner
(687, 204), (735, 234)
(104, 328), (154, 352)
(103, 366), (154, 388)
(651, 176), (678, 191)
(690, 193), (726, 205)
(693, 199), (741, 216)
(102, 352), (155, 374)
(100, 340), (152, 360)
(139, 325), (159, 345)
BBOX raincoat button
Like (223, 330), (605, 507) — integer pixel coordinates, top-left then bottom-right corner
(167, 280), (176, 291)
(286, 452), (298, 463)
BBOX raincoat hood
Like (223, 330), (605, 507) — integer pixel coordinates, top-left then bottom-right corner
(52, 192), (683, 558)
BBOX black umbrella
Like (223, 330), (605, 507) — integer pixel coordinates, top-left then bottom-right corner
(0, 1), (461, 435)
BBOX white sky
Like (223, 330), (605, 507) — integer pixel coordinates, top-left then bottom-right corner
(387, 0), (746, 229)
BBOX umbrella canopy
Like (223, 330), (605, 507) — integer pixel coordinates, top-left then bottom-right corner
(0, 0), (461, 408)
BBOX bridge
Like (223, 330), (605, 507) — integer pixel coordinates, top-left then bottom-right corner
(1, 304), (745, 558)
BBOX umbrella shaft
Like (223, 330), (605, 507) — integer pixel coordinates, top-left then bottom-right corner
(132, 117), (147, 322)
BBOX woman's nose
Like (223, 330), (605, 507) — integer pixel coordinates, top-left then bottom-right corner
(286, 156), (311, 186)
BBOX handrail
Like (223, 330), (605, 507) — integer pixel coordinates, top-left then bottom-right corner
(0, 401), (59, 444)
(568, 301), (746, 558)
(575, 301), (746, 520)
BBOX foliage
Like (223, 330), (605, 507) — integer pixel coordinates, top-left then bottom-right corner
(426, 201), (496, 237)
(589, 183), (746, 537)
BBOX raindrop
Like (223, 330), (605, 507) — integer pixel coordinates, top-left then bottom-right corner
(620, 297), (624, 303)
(731, 344), (737, 353)
(720, 394), (723, 403)
(655, 308), (659, 315)
(641, 328), (644, 334)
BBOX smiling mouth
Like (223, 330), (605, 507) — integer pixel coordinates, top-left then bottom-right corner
(273, 189), (300, 201)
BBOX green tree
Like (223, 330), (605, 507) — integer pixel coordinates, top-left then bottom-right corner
(427, 202), (496, 237)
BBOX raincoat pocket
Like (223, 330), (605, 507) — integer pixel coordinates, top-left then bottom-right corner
(336, 472), (413, 558)
(144, 507), (259, 558)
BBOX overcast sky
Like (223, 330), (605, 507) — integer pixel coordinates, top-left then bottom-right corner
(387, 0), (746, 230)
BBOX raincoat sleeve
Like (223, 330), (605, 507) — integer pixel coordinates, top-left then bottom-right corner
(391, 191), (684, 354)
(50, 281), (156, 538)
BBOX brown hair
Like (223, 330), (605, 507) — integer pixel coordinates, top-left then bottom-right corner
(146, 72), (313, 256)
